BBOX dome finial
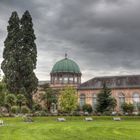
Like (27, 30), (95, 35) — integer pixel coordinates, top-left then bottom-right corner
(65, 53), (67, 59)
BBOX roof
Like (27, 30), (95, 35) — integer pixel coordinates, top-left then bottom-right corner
(51, 58), (81, 74)
(79, 75), (140, 90)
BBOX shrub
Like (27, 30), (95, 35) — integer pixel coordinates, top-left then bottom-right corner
(33, 111), (47, 116)
(121, 103), (134, 114)
(21, 106), (30, 114)
(72, 111), (81, 116)
(33, 103), (42, 112)
(82, 104), (93, 113)
(40, 111), (47, 116)
(75, 105), (81, 112)
(11, 106), (20, 114)
(5, 94), (17, 105)
(102, 111), (112, 116)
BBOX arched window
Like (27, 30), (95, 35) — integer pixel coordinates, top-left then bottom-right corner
(80, 94), (85, 108)
(92, 94), (97, 111)
(118, 93), (125, 110)
(132, 93), (140, 111)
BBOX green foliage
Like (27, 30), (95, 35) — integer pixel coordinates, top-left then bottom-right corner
(1, 11), (38, 109)
(21, 106), (30, 114)
(33, 103), (42, 112)
(59, 86), (77, 113)
(34, 110), (47, 116)
(82, 104), (93, 113)
(1, 11), (21, 94)
(75, 104), (80, 112)
(43, 86), (58, 111)
(5, 94), (17, 113)
(5, 94), (17, 107)
(121, 103), (134, 114)
(17, 94), (27, 106)
(11, 106), (20, 114)
(137, 103), (140, 112)
(0, 82), (7, 106)
(20, 10), (38, 108)
(23, 116), (33, 122)
(96, 83), (117, 114)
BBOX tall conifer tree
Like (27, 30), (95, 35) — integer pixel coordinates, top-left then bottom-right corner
(96, 83), (117, 113)
(1, 11), (21, 93)
(1, 11), (38, 108)
(20, 10), (38, 108)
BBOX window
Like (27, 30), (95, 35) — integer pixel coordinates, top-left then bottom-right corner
(92, 94), (97, 111)
(53, 77), (57, 83)
(59, 77), (62, 84)
(69, 77), (73, 84)
(132, 93), (140, 111)
(80, 94), (85, 108)
(118, 93), (125, 111)
(74, 77), (78, 83)
(63, 77), (68, 84)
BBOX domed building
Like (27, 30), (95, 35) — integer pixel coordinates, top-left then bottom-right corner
(50, 54), (82, 89)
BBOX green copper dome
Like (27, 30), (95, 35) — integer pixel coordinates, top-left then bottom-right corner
(51, 58), (81, 74)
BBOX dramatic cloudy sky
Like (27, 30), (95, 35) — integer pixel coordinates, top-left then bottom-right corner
(0, 0), (140, 82)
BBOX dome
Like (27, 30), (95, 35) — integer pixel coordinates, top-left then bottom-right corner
(51, 58), (81, 74)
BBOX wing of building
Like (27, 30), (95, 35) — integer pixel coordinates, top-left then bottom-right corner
(78, 75), (140, 112)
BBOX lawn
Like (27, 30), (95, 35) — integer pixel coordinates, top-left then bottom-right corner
(0, 116), (140, 140)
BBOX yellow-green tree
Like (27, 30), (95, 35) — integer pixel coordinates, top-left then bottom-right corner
(59, 86), (77, 114)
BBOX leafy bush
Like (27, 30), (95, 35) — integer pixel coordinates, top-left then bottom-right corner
(5, 94), (17, 106)
(21, 106), (30, 114)
(102, 111), (112, 116)
(33, 111), (47, 116)
(33, 103), (42, 112)
(75, 105), (81, 112)
(121, 103), (134, 114)
(40, 111), (47, 116)
(11, 106), (20, 114)
(82, 104), (93, 113)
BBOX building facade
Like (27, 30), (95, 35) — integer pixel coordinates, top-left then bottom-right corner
(78, 75), (140, 112)
(49, 56), (140, 113)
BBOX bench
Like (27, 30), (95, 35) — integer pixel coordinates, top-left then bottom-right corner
(85, 117), (93, 121)
(57, 118), (66, 122)
(113, 117), (121, 121)
(0, 120), (4, 125)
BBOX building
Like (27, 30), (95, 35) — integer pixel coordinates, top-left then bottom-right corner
(50, 54), (82, 89)
(34, 55), (82, 112)
(78, 75), (140, 112)
(49, 55), (140, 113)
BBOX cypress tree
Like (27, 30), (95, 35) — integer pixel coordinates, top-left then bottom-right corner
(20, 10), (38, 108)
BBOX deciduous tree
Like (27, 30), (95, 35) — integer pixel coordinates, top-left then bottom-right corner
(59, 86), (77, 114)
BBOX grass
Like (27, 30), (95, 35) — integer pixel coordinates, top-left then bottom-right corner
(0, 116), (140, 140)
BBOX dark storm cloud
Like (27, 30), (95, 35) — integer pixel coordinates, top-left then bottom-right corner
(0, 0), (140, 81)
